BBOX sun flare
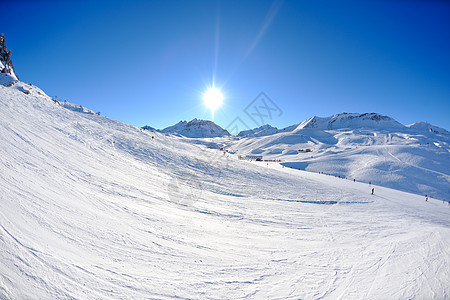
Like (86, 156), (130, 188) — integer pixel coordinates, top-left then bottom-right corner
(203, 87), (224, 117)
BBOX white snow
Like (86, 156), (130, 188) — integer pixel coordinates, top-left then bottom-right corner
(0, 72), (17, 87)
(1, 83), (450, 299)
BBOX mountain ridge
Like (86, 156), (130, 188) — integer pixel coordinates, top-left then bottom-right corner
(294, 112), (404, 131)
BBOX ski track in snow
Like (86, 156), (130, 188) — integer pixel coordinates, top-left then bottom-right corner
(1, 85), (450, 299)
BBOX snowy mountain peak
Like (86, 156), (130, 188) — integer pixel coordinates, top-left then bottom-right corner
(0, 33), (18, 82)
(187, 118), (217, 127)
(295, 112), (404, 131)
(162, 118), (230, 138)
(237, 124), (279, 137)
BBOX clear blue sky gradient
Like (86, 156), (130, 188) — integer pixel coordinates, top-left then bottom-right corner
(1, 0), (449, 131)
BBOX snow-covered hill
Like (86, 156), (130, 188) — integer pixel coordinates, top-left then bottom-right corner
(222, 113), (450, 200)
(1, 81), (450, 298)
(408, 121), (450, 135)
(1, 75), (450, 299)
(162, 118), (230, 138)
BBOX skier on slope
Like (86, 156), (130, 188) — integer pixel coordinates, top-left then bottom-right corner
(371, 188), (374, 195)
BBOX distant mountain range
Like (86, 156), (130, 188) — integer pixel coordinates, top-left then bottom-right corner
(138, 113), (450, 199)
(222, 112), (449, 199)
(144, 112), (448, 139)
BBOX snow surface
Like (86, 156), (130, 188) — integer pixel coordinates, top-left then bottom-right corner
(1, 83), (450, 299)
(0, 71), (17, 88)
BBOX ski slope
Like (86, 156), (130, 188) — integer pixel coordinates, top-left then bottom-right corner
(1, 83), (450, 299)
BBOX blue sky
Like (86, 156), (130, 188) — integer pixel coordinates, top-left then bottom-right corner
(1, 0), (449, 131)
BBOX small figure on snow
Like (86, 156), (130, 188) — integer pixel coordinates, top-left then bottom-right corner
(371, 188), (374, 195)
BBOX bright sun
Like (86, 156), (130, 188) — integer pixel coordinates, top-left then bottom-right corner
(203, 87), (224, 117)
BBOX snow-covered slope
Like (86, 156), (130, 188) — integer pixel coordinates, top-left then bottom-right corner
(162, 118), (230, 138)
(1, 78), (450, 298)
(56, 100), (97, 115)
(224, 113), (450, 200)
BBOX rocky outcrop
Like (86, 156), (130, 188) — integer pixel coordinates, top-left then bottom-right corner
(0, 33), (18, 79)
